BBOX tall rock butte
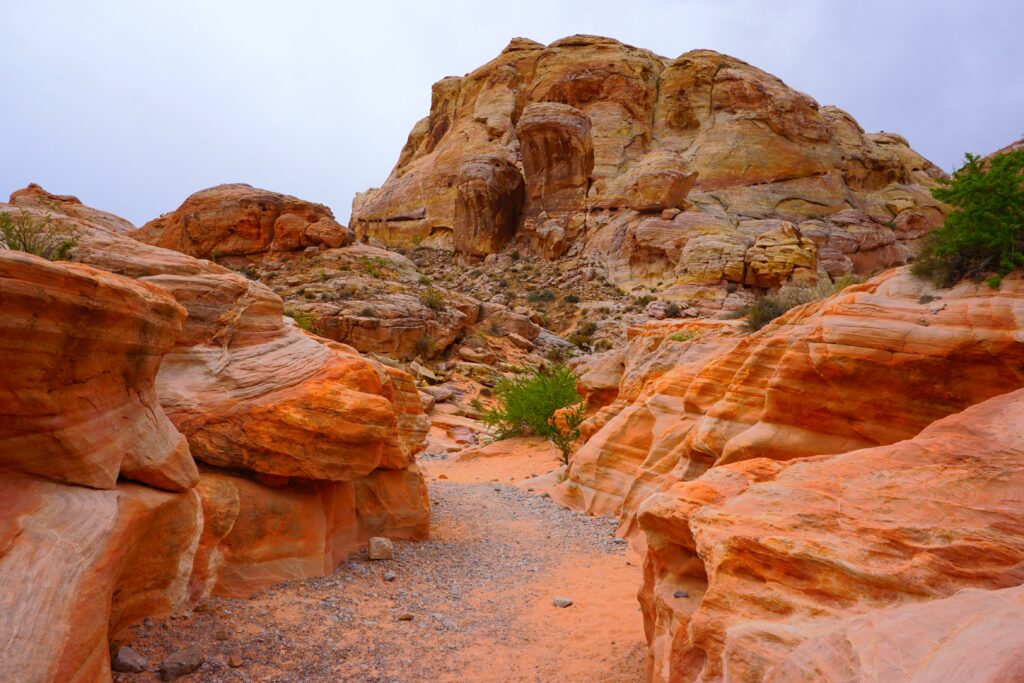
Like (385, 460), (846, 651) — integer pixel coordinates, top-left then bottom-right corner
(351, 35), (945, 302)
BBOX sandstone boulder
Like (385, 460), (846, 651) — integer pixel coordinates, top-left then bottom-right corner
(0, 251), (196, 491)
(133, 183), (353, 260)
(638, 387), (1024, 682)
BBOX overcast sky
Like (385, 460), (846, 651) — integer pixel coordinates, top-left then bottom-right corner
(2, 1), (1021, 226)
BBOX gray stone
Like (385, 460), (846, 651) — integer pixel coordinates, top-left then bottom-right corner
(383, 571), (397, 582)
(111, 646), (148, 673)
(552, 597), (573, 608)
(673, 590), (689, 598)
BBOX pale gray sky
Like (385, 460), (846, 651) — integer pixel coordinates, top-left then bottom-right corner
(3, 0), (1021, 226)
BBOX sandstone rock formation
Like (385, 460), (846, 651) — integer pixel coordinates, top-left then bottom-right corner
(132, 183), (354, 261)
(0, 251), (197, 492)
(559, 268), (1024, 523)
(638, 387), (1024, 682)
(0, 186), (431, 680)
(351, 35), (946, 301)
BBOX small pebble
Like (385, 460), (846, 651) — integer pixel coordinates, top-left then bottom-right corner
(368, 537), (394, 560)
(396, 613), (415, 621)
(383, 572), (397, 582)
(613, 537), (627, 544)
(552, 597), (573, 608)
(111, 646), (148, 673)
(228, 654), (243, 668)
(673, 590), (689, 598)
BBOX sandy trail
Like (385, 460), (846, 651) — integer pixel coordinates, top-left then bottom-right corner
(121, 445), (646, 682)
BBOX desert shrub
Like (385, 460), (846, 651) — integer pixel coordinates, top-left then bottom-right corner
(481, 364), (585, 464)
(527, 289), (555, 303)
(576, 320), (598, 336)
(284, 308), (318, 333)
(567, 334), (592, 348)
(420, 286), (445, 311)
(413, 335), (434, 357)
(744, 277), (862, 332)
(565, 293), (580, 303)
(418, 275), (432, 285)
(664, 302), (681, 318)
(358, 306), (375, 317)
(463, 332), (488, 349)
(635, 294), (655, 306)
(317, 268), (330, 282)
(912, 148), (1024, 287)
(510, 250), (520, 261)
(0, 211), (77, 260)
(593, 338), (612, 352)
(669, 330), (698, 342)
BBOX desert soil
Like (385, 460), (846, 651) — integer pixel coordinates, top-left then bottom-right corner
(120, 447), (646, 682)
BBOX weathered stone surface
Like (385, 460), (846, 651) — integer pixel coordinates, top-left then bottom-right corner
(638, 388), (1024, 682)
(10, 183), (136, 233)
(0, 251), (196, 491)
(352, 35), (944, 299)
(560, 269), (1024, 521)
(367, 536), (395, 561)
(454, 153), (524, 256)
(133, 183), (353, 260)
(0, 476), (202, 683)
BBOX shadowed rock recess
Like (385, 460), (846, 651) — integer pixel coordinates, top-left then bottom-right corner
(2, 34), (1023, 683)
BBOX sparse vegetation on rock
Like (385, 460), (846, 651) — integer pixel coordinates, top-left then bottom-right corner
(0, 210), (77, 260)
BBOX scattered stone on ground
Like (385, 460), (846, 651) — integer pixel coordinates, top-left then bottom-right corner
(367, 536), (394, 560)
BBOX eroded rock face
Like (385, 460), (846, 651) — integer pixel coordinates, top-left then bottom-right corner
(559, 269), (1024, 522)
(132, 183), (354, 260)
(352, 35), (944, 299)
(454, 153), (524, 256)
(0, 187), (432, 678)
(0, 251), (197, 491)
(638, 388), (1024, 682)
(0, 476), (202, 683)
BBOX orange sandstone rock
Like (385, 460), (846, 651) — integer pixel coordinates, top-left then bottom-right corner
(0, 476), (202, 683)
(638, 387), (1024, 682)
(132, 183), (353, 260)
(0, 251), (197, 491)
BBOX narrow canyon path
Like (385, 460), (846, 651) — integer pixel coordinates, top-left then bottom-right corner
(123, 450), (647, 682)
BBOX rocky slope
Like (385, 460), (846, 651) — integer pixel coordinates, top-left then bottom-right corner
(557, 268), (1024, 527)
(0, 186), (431, 681)
(351, 35), (946, 308)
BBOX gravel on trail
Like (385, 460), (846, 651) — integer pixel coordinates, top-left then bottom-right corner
(118, 481), (647, 683)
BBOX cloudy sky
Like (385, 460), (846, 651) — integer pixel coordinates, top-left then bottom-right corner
(3, 1), (1021, 226)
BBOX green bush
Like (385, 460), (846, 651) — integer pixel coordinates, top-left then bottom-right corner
(744, 277), (862, 331)
(527, 289), (555, 303)
(481, 364), (585, 464)
(285, 308), (318, 333)
(669, 330), (699, 342)
(565, 294), (580, 303)
(420, 286), (445, 311)
(912, 149), (1024, 287)
(0, 211), (77, 260)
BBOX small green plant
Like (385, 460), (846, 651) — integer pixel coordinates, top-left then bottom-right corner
(576, 320), (598, 337)
(743, 277), (862, 332)
(510, 250), (520, 261)
(285, 308), (318, 333)
(669, 330), (699, 342)
(317, 268), (330, 282)
(358, 306), (375, 317)
(0, 211), (77, 260)
(481, 364), (585, 465)
(912, 148), (1024, 287)
(635, 294), (655, 306)
(565, 294), (580, 303)
(593, 338), (612, 351)
(527, 289), (555, 303)
(469, 397), (485, 412)
(420, 286), (445, 311)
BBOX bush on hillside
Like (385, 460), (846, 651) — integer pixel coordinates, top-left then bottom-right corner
(0, 211), (77, 260)
(744, 277), (862, 332)
(481, 364), (585, 464)
(912, 148), (1024, 287)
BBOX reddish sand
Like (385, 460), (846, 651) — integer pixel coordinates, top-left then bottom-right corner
(120, 439), (646, 682)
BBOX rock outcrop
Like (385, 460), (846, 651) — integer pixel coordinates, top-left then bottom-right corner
(638, 387), (1024, 682)
(132, 183), (354, 261)
(559, 268), (1024, 523)
(0, 251), (197, 492)
(351, 35), (945, 301)
(0, 187), (431, 680)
